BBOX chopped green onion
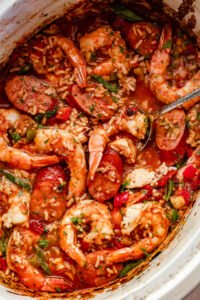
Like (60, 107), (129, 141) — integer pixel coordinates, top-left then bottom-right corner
(35, 247), (51, 275)
(164, 179), (174, 201)
(0, 234), (8, 255)
(112, 4), (143, 22)
(91, 75), (118, 93)
(38, 239), (49, 248)
(119, 260), (143, 277)
(0, 169), (31, 191)
(171, 209), (179, 223)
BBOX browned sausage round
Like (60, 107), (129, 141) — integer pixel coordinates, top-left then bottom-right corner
(30, 165), (67, 223)
(87, 148), (123, 202)
(5, 75), (58, 115)
(67, 84), (115, 120)
(155, 109), (186, 151)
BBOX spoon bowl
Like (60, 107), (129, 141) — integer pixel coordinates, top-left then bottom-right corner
(137, 87), (200, 151)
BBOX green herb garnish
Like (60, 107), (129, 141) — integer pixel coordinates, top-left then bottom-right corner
(9, 132), (21, 143)
(163, 39), (172, 49)
(34, 106), (58, 123)
(0, 169), (31, 191)
(164, 179), (174, 201)
(119, 260), (143, 277)
(17, 63), (32, 74)
(57, 181), (66, 192)
(171, 209), (179, 223)
(35, 247), (51, 275)
(120, 180), (131, 192)
(112, 4), (143, 22)
(38, 239), (49, 248)
(91, 75), (118, 93)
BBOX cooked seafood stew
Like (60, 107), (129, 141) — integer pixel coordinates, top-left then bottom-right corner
(0, 1), (199, 295)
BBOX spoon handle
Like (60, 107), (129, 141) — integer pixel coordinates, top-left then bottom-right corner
(157, 88), (200, 117)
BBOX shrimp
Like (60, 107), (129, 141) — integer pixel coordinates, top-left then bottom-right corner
(150, 25), (200, 109)
(88, 108), (147, 179)
(6, 227), (73, 291)
(0, 108), (59, 169)
(80, 26), (131, 79)
(0, 137), (59, 169)
(59, 200), (114, 267)
(34, 128), (87, 197)
(78, 250), (122, 287)
(106, 202), (169, 264)
(109, 138), (137, 164)
(0, 170), (31, 230)
(31, 36), (87, 88)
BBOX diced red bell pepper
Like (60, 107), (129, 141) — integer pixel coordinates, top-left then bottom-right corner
(80, 240), (90, 252)
(190, 173), (200, 191)
(29, 220), (45, 235)
(183, 165), (197, 181)
(112, 237), (125, 249)
(114, 191), (129, 208)
(56, 106), (71, 122)
(178, 189), (190, 205)
(0, 257), (7, 271)
(157, 170), (177, 187)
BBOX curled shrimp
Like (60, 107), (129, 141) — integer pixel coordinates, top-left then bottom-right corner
(108, 138), (137, 164)
(0, 170), (31, 230)
(34, 128), (87, 197)
(106, 202), (169, 264)
(88, 108), (147, 179)
(31, 35), (87, 88)
(80, 26), (131, 79)
(59, 200), (114, 267)
(150, 25), (200, 109)
(7, 227), (73, 292)
(0, 109), (59, 169)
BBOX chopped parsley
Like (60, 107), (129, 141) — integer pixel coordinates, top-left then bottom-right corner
(120, 180), (130, 192)
(34, 106), (58, 123)
(163, 39), (172, 49)
(38, 239), (49, 248)
(89, 104), (96, 114)
(9, 132), (21, 143)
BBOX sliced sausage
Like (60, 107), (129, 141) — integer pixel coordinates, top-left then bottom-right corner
(87, 148), (123, 202)
(128, 22), (160, 57)
(67, 84), (115, 120)
(30, 165), (67, 223)
(5, 75), (58, 115)
(155, 109), (186, 151)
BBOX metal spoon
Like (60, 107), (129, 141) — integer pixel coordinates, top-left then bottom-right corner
(138, 87), (200, 151)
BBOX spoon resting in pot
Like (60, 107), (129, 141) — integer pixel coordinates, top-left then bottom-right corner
(138, 87), (200, 151)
